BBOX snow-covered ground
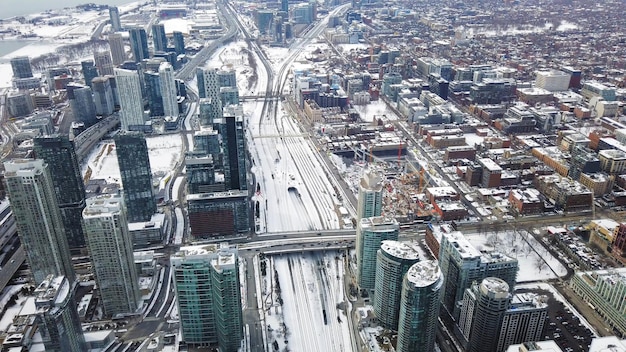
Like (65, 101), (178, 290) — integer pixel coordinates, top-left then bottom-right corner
(0, 285), (25, 331)
(160, 18), (193, 35)
(352, 99), (399, 123)
(465, 230), (569, 282)
(262, 252), (353, 352)
(81, 134), (183, 187)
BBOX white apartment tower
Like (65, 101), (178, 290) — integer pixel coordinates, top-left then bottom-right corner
(357, 168), (383, 220)
(3, 159), (75, 285)
(82, 194), (140, 317)
(114, 68), (145, 131)
(159, 62), (178, 118)
(535, 69), (571, 92)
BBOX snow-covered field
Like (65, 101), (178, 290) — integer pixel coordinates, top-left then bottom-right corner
(465, 230), (569, 282)
(81, 134), (183, 186)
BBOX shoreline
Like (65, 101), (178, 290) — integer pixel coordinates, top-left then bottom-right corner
(0, 0), (144, 89)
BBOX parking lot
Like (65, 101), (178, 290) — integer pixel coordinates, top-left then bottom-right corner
(517, 287), (594, 352)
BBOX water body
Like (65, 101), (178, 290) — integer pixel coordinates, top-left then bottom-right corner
(0, 40), (34, 58)
(1, 0), (133, 20)
(0, 0), (133, 59)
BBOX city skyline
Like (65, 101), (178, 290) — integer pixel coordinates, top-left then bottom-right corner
(0, 0), (625, 351)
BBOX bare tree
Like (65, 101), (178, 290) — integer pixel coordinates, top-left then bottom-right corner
(534, 257), (547, 273)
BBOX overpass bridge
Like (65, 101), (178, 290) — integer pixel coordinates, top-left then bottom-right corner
(74, 115), (120, 161)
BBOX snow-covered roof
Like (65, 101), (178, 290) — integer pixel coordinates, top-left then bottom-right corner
(380, 240), (420, 260)
(406, 260), (441, 288)
(479, 277), (509, 298)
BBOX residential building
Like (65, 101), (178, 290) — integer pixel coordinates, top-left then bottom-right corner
(10, 56), (33, 79)
(159, 62), (178, 117)
(173, 31), (185, 55)
(33, 135), (87, 249)
(197, 67), (222, 123)
(458, 278), (511, 352)
(214, 105), (247, 191)
(3, 159), (75, 284)
(129, 27), (149, 62)
(108, 33), (126, 65)
(373, 241), (420, 330)
(438, 231), (518, 320)
(356, 217), (399, 292)
(151, 23), (168, 53)
(94, 51), (114, 76)
(114, 131), (156, 222)
(357, 168), (383, 220)
(599, 149), (626, 174)
(144, 71), (163, 117)
(396, 260), (443, 352)
(497, 293), (549, 351)
(67, 83), (97, 127)
(171, 244), (243, 351)
(82, 194), (140, 317)
(35, 275), (86, 352)
(109, 6), (122, 32)
(81, 60), (98, 88)
(570, 268), (626, 336)
(92, 76), (115, 116)
(114, 68), (145, 130)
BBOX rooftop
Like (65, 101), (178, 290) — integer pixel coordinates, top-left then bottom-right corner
(380, 240), (420, 260)
(406, 260), (441, 288)
(480, 277), (510, 297)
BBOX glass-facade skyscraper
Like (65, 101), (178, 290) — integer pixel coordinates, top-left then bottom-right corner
(144, 71), (164, 117)
(33, 135), (87, 249)
(396, 260), (443, 352)
(129, 27), (149, 62)
(109, 6), (122, 32)
(35, 275), (86, 352)
(357, 168), (383, 220)
(438, 230), (518, 320)
(67, 83), (98, 127)
(173, 31), (185, 55)
(197, 67), (222, 123)
(215, 105), (247, 191)
(458, 278), (510, 352)
(151, 23), (168, 52)
(10, 56), (33, 79)
(373, 240), (420, 330)
(159, 62), (178, 117)
(81, 60), (98, 88)
(171, 244), (243, 351)
(108, 33), (126, 65)
(114, 131), (156, 222)
(356, 217), (399, 292)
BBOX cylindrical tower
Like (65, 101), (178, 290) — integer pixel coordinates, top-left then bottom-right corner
(467, 277), (510, 352)
(396, 260), (443, 352)
(373, 240), (420, 330)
